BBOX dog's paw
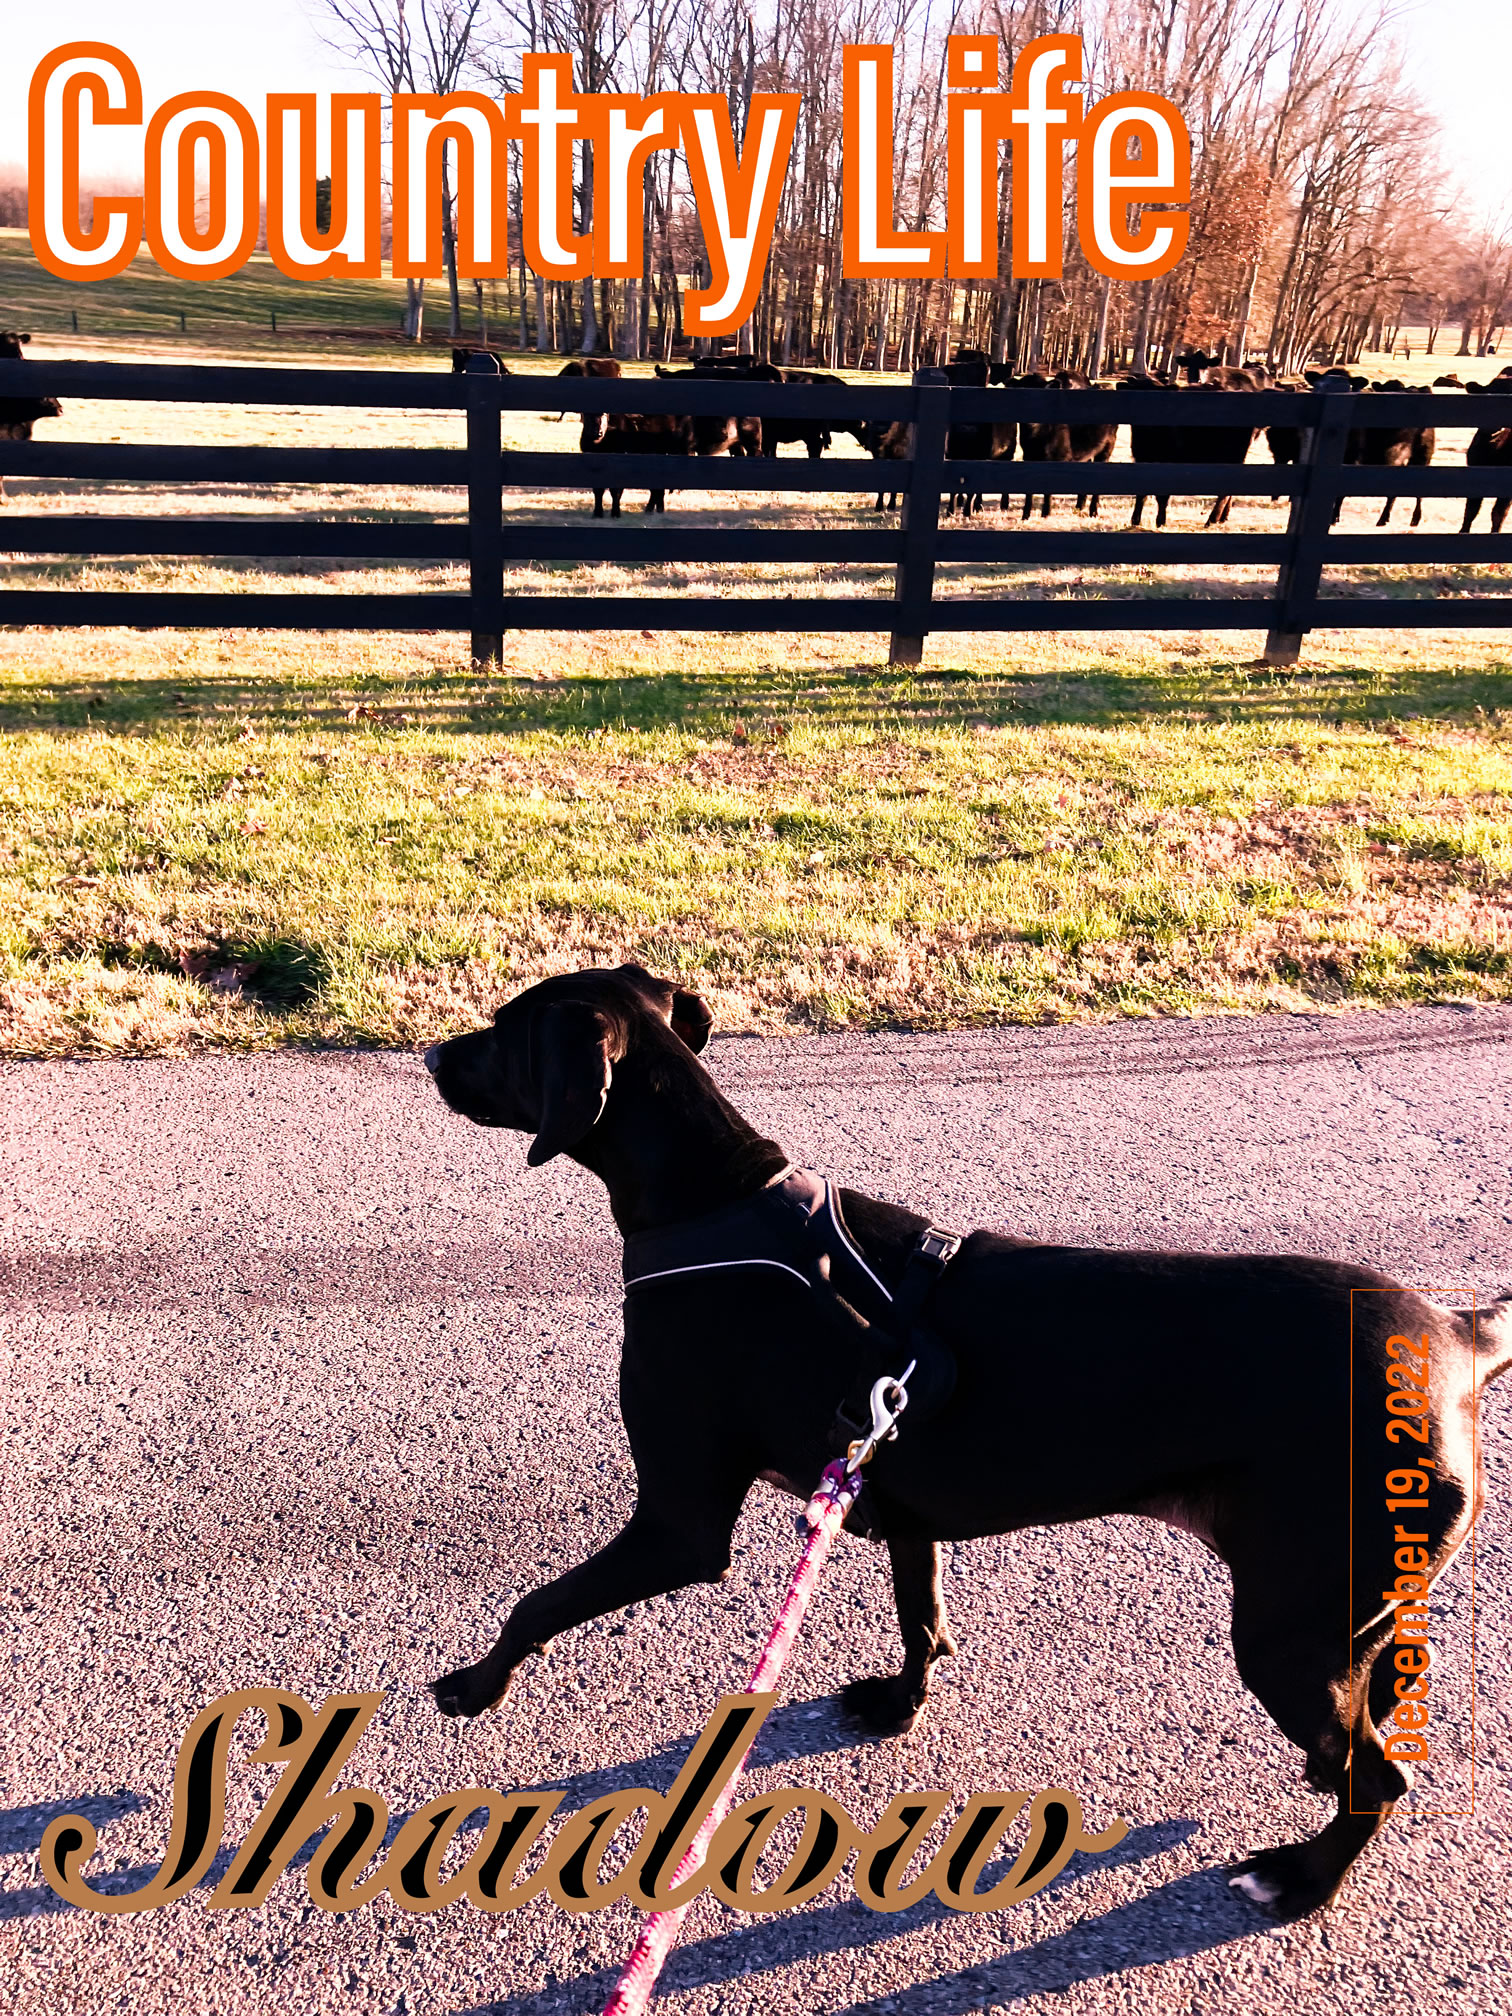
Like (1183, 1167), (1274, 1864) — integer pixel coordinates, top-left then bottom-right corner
(1226, 1843), (1340, 1922)
(841, 1673), (926, 1737)
(429, 1661), (510, 1719)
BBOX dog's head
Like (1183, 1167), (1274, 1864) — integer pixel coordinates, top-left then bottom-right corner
(423, 964), (713, 1166)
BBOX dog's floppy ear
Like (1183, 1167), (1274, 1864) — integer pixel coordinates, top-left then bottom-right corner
(670, 987), (713, 1054)
(527, 1000), (623, 1166)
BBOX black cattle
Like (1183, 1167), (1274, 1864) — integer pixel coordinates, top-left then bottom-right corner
(1119, 367), (1260, 528)
(1266, 370), (1436, 527)
(765, 367), (846, 459)
(555, 356), (625, 424)
(1169, 348), (1260, 391)
(855, 356), (1016, 517)
(0, 333), (63, 503)
(1461, 369), (1512, 533)
(1119, 370), (1191, 524)
(1335, 379), (1435, 528)
(450, 347), (513, 374)
(937, 351), (1011, 519)
(859, 418), (909, 510)
(580, 409), (691, 519)
(652, 363), (763, 457)
(994, 367), (1117, 520)
(1261, 371), (1336, 472)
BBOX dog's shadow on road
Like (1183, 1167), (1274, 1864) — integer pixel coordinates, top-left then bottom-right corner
(448, 1826), (1261, 2016)
(446, 1697), (1266, 2016)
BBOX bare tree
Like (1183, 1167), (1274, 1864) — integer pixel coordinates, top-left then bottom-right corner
(304, 0), (1502, 371)
(314, 0), (486, 339)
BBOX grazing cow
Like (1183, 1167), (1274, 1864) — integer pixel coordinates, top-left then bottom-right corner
(1121, 368), (1260, 528)
(1460, 369), (1512, 533)
(1261, 372), (1338, 473)
(450, 348), (513, 374)
(1267, 371), (1435, 527)
(1170, 348), (1259, 392)
(672, 357), (784, 458)
(937, 351), (1015, 519)
(1263, 367), (1364, 476)
(652, 363), (762, 457)
(995, 367), (1117, 520)
(555, 355), (625, 424)
(1334, 379), (1435, 528)
(0, 332), (63, 503)
(764, 367), (845, 460)
(580, 409), (691, 519)
(860, 418), (909, 511)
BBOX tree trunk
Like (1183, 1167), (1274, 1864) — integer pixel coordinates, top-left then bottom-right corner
(441, 147), (461, 340)
(1230, 254), (1261, 366)
(618, 280), (638, 360)
(1090, 272), (1113, 379)
(1132, 280), (1153, 375)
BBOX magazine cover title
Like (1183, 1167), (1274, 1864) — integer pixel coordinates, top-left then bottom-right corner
(29, 36), (1191, 335)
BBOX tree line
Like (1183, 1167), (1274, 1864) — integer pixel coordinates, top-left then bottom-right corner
(8, 0), (1509, 369)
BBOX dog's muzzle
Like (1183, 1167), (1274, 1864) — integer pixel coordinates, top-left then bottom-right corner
(423, 1045), (442, 1076)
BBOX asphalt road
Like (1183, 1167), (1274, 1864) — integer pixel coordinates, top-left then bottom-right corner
(2, 1003), (1510, 2016)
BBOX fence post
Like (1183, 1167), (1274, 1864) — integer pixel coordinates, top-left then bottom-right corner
(1264, 388), (1353, 667)
(465, 359), (504, 666)
(889, 368), (950, 668)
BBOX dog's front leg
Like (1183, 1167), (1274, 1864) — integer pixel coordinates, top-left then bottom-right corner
(431, 1504), (740, 1719)
(842, 1534), (957, 1737)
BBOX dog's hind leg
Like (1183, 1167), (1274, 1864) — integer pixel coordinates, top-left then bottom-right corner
(1224, 1585), (1408, 1921)
(431, 1492), (746, 1720)
(841, 1534), (956, 1736)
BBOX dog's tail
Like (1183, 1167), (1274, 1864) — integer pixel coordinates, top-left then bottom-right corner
(1461, 1293), (1512, 1388)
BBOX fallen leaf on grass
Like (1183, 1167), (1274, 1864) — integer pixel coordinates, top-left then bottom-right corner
(239, 818), (267, 835)
(344, 704), (414, 725)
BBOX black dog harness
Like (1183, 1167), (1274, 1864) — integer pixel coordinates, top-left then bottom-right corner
(621, 1166), (962, 1457)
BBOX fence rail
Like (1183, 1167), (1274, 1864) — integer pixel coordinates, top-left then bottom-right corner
(2, 360), (1510, 666)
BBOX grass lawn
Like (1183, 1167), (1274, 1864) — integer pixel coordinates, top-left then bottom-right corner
(2, 247), (1510, 1053)
(2, 624), (1509, 1056)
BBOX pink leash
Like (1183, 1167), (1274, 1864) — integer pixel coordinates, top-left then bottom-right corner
(602, 1369), (912, 2016)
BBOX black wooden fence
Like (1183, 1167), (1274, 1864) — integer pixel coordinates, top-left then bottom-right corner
(1, 359), (1510, 668)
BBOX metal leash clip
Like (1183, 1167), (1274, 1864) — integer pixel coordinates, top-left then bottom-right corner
(845, 1359), (917, 1475)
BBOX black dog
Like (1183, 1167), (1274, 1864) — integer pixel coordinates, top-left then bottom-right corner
(424, 965), (1511, 1922)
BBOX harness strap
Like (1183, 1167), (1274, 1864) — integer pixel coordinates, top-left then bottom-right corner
(621, 1166), (962, 1485)
(829, 1222), (961, 1451)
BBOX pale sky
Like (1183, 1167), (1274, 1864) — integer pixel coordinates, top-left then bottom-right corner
(3, 0), (1509, 221)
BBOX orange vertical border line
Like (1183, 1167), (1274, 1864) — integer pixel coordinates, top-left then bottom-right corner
(1348, 1287), (1476, 1817)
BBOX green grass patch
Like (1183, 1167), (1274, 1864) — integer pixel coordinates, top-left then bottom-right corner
(2, 628), (1509, 1055)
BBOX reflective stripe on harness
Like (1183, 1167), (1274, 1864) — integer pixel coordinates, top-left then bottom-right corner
(621, 1166), (961, 1459)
